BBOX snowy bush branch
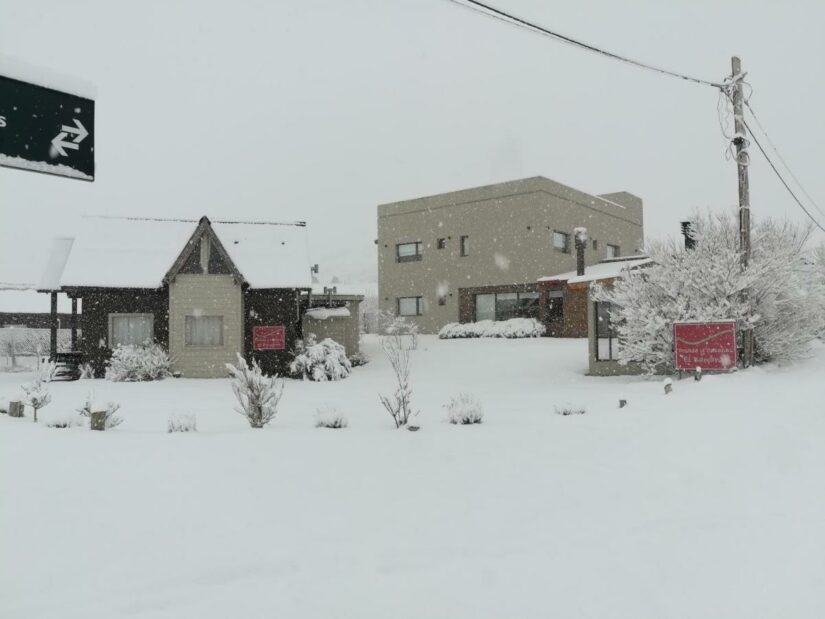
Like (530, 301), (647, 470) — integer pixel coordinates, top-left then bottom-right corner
(289, 334), (352, 381)
(105, 343), (173, 382)
(226, 354), (284, 429)
(379, 333), (418, 428)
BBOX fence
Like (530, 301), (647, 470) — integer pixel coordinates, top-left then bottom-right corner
(0, 327), (78, 370)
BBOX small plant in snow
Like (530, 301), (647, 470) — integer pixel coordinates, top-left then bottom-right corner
(105, 343), (173, 382)
(314, 405), (348, 429)
(226, 353), (284, 429)
(289, 334), (352, 381)
(168, 413), (197, 433)
(445, 393), (484, 425)
(78, 363), (95, 379)
(379, 333), (418, 428)
(21, 360), (56, 422)
(555, 405), (586, 416)
(77, 392), (123, 430)
(45, 413), (84, 429)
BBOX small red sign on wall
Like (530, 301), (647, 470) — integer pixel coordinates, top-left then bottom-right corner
(253, 325), (285, 351)
(673, 321), (737, 371)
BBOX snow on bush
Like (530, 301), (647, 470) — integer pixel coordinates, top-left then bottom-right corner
(78, 363), (95, 379)
(439, 318), (546, 339)
(168, 413), (197, 433)
(314, 405), (348, 429)
(45, 413), (84, 429)
(77, 392), (123, 430)
(593, 212), (825, 373)
(289, 334), (352, 381)
(105, 343), (173, 382)
(226, 354), (284, 429)
(444, 393), (484, 425)
(379, 333), (418, 428)
(21, 361), (56, 423)
(555, 405), (586, 416)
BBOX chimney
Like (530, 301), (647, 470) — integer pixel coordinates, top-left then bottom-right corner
(573, 227), (588, 276)
(681, 221), (696, 250)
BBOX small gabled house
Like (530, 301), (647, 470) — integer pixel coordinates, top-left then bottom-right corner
(39, 216), (314, 378)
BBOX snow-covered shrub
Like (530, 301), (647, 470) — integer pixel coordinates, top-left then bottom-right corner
(77, 393), (123, 430)
(439, 318), (546, 339)
(379, 333), (418, 428)
(593, 211), (825, 373)
(445, 393), (484, 425)
(45, 413), (84, 429)
(105, 343), (173, 382)
(21, 361), (56, 423)
(226, 353), (284, 429)
(555, 405), (586, 416)
(289, 334), (352, 381)
(314, 406), (348, 429)
(78, 363), (95, 379)
(349, 351), (368, 367)
(168, 413), (197, 433)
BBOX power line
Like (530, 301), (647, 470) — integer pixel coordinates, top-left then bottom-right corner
(744, 100), (825, 222)
(742, 118), (825, 233)
(442, 0), (724, 88)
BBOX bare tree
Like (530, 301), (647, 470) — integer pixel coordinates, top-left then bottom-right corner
(21, 361), (56, 422)
(379, 333), (418, 428)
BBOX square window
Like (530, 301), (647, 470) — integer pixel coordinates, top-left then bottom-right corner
(185, 315), (224, 346)
(437, 238), (446, 250)
(396, 242), (422, 262)
(398, 297), (422, 316)
(553, 231), (570, 253)
(606, 244), (620, 259)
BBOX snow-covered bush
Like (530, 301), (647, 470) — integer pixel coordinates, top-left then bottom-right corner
(168, 413), (197, 433)
(593, 211), (825, 373)
(226, 353), (284, 429)
(379, 333), (418, 428)
(445, 393), (484, 425)
(314, 405), (348, 429)
(77, 393), (123, 430)
(439, 318), (546, 339)
(349, 351), (368, 367)
(78, 363), (95, 379)
(45, 413), (84, 429)
(22, 361), (56, 423)
(555, 405), (586, 416)
(289, 334), (352, 381)
(105, 343), (173, 382)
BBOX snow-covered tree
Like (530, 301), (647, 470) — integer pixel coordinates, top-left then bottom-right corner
(379, 333), (418, 428)
(289, 334), (352, 381)
(226, 353), (284, 429)
(593, 211), (825, 373)
(21, 361), (56, 422)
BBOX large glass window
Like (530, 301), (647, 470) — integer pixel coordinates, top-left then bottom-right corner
(109, 314), (153, 348)
(185, 315), (224, 346)
(595, 301), (617, 361)
(474, 291), (540, 321)
(398, 297), (423, 316)
(396, 242), (422, 262)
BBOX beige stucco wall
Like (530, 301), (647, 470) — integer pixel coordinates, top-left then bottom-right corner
(377, 177), (645, 333)
(169, 274), (243, 378)
(303, 300), (361, 357)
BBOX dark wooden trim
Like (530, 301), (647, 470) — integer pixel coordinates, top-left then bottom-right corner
(50, 292), (58, 360)
(71, 297), (78, 351)
(163, 216), (245, 286)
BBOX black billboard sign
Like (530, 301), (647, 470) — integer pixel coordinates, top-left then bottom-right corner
(0, 75), (95, 181)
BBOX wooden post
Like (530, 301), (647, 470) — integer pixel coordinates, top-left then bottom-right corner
(71, 297), (78, 351)
(731, 56), (754, 367)
(9, 401), (24, 418)
(49, 291), (58, 361)
(90, 411), (107, 431)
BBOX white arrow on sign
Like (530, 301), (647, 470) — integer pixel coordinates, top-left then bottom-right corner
(50, 118), (88, 157)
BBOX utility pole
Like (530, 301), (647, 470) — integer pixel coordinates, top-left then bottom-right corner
(730, 56), (753, 366)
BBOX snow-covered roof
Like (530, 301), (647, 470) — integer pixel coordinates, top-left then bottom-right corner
(304, 307), (351, 320)
(40, 216), (312, 290)
(0, 290), (74, 313)
(539, 256), (652, 285)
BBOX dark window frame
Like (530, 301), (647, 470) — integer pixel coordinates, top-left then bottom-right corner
(553, 230), (570, 253)
(460, 235), (469, 257)
(397, 296), (423, 316)
(474, 291), (540, 322)
(606, 243), (620, 259)
(594, 301), (617, 361)
(436, 238), (447, 250)
(396, 242), (423, 263)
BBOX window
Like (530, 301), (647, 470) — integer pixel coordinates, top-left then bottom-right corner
(595, 301), (617, 361)
(460, 235), (469, 257)
(592, 239), (598, 252)
(396, 242), (422, 263)
(437, 238), (446, 250)
(553, 231), (570, 253)
(437, 294), (447, 306)
(185, 315), (224, 346)
(474, 291), (540, 322)
(109, 314), (153, 348)
(606, 244), (620, 259)
(546, 290), (564, 322)
(398, 297), (423, 316)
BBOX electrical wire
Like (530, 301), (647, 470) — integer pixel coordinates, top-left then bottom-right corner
(442, 0), (724, 88)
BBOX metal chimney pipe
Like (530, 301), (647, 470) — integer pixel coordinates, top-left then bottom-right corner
(573, 227), (587, 276)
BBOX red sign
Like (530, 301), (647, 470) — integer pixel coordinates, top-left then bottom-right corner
(673, 321), (737, 371)
(253, 325), (285, 351)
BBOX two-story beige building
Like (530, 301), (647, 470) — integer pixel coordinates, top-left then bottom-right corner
(377, 176), (644, 334)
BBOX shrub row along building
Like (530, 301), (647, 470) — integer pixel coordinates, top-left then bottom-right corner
(377, 176), (645, 336)
(38, 216), (362, 378)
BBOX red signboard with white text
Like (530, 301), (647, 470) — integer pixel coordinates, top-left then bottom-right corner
(673, 321), (737, 371)
(252, 325), (285, 351)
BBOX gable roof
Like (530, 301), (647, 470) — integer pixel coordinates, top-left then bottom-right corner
(40, 216), (312, 290)
(539, 256), (652, 285)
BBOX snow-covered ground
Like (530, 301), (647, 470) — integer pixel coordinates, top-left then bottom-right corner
(1, 335), (824, 618)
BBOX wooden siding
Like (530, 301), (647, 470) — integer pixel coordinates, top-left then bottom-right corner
(244, 288), (304, 376)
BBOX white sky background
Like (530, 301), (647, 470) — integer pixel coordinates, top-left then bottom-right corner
(1, 0), (824, 286)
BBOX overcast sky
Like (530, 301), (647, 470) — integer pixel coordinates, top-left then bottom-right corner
(2, 0), (824, 286)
